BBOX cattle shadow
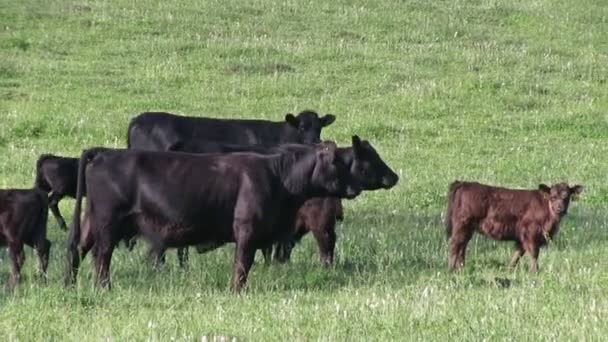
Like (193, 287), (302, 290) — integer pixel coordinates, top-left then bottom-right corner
(11, 206), (600, 294)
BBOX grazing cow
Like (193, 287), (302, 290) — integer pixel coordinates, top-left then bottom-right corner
(0, 189), (50, 289)
(127, 110), (336, 151)
(34, 154), (79, 231)
(65, 142), (361, 291)
(180, 136), (399, 265)
(445, 181), (583, 272)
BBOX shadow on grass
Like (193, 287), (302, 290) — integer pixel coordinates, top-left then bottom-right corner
(4, 207), (602, 294)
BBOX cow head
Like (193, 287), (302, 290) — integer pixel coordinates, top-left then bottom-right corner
(285, 110), (336, 144)
(310, 142), (361, 199)
(539, 183), (584, 217)
(348, 135), (399, 190)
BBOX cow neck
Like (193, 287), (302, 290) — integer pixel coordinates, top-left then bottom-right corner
(273, 151), (316, 198)
(336, 147), (354, 166)
(541, 192), (561, 239)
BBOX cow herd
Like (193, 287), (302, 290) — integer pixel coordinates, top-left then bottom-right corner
(0, 110), (583, 291)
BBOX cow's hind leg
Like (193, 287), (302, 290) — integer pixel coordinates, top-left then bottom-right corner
(7, 243), (25, 289)
(92, 222), (119, 289)
(448, 221), (473, 270)
(523, 241), (540, 273)
(49, 193), (67, 231)
(508, 243), (525, 270)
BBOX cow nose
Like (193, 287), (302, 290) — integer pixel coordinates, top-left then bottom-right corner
(382, 173), (399, 188)
(345, 185), (361, 199)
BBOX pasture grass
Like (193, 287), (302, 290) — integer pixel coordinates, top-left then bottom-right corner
(1, 0), (607, 339)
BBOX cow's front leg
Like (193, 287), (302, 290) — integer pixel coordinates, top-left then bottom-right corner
(232, 231), (256, 292)
(177, 248), (189, 269)
(35, 238), (51, 280)
(508, 243), (525, 270)
(260, 246), (273, 264)
(8, 243), (24, 290)
(311, 225), (336, 266)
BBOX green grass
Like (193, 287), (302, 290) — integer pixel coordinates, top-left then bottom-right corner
(1, 0), (607, 339)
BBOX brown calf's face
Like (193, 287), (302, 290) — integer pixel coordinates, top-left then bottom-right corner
(539, 183), (584, 216)
(350, 135), (399, 191)
(285, 110), (336, 144)
(312, 142), (361, 199)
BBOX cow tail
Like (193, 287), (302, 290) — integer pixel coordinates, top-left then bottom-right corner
(34, 154), (52, 192)
(126, 118), (135, 148)
(35, 189), (50, 241)
(65, 148), (99, 285)
(445, 181), (463, 240)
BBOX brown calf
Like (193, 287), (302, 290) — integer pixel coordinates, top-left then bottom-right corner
(266, 197), (344, 265)
(445, 181), (583, 272)
(0, 189), (50, 289)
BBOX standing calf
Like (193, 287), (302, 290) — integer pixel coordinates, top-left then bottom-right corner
(0, 189), (50, 289)
(34, 154), (79, 231)
(445, 181), (583, 272)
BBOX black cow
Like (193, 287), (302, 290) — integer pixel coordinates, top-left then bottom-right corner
(0, 188), (50, 289)
(34, 154), (79, 231)
(176, 136), (399, 265)
(65, 142), (360, 291)
(127, 110), (336, 151)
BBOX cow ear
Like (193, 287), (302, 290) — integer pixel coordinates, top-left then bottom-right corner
(352, 135), (363, 156)
(285, 113), (299, 128)
(320, 114), (336, 127)
(538, 184), (551, 193)
(570, 185), (584, 200)
(316, 144), (335, 163)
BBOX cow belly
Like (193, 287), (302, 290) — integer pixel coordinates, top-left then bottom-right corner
(134, 215), (233, 248)
(478, 220), (517, 241)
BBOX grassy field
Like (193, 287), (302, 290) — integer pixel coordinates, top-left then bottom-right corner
(1, 0), (607, 339)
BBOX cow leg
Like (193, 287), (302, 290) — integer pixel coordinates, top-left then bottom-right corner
(448, 223), (473, 270)
(508, 243), (525, 270)
(93, 244), (115, 289)
(49, 193), (67, 231)
(177, 248), (189, 269)
(92, 224), (118, 289)
(34, 238), (51, 280)
(233, 236), (256, 293)
(124, 237), (137, 251)
(147, 244), (166, 268)
(273, 241), (292, 263)
(261, 246), (273, 264)
(524, 242), (540, 273)
(274, 230), (305, 263)
(7, 243), (24, 289)
(311, 225), (337, 266)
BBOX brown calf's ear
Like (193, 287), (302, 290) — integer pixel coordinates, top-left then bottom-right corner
(285, 113), (299, 127)
(320, 140), (337, 149)
(570, 185), (584, 200)
(538, 184), (551, 193)
(320, 114), (336, 127)
(316, 145), (335, 162)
